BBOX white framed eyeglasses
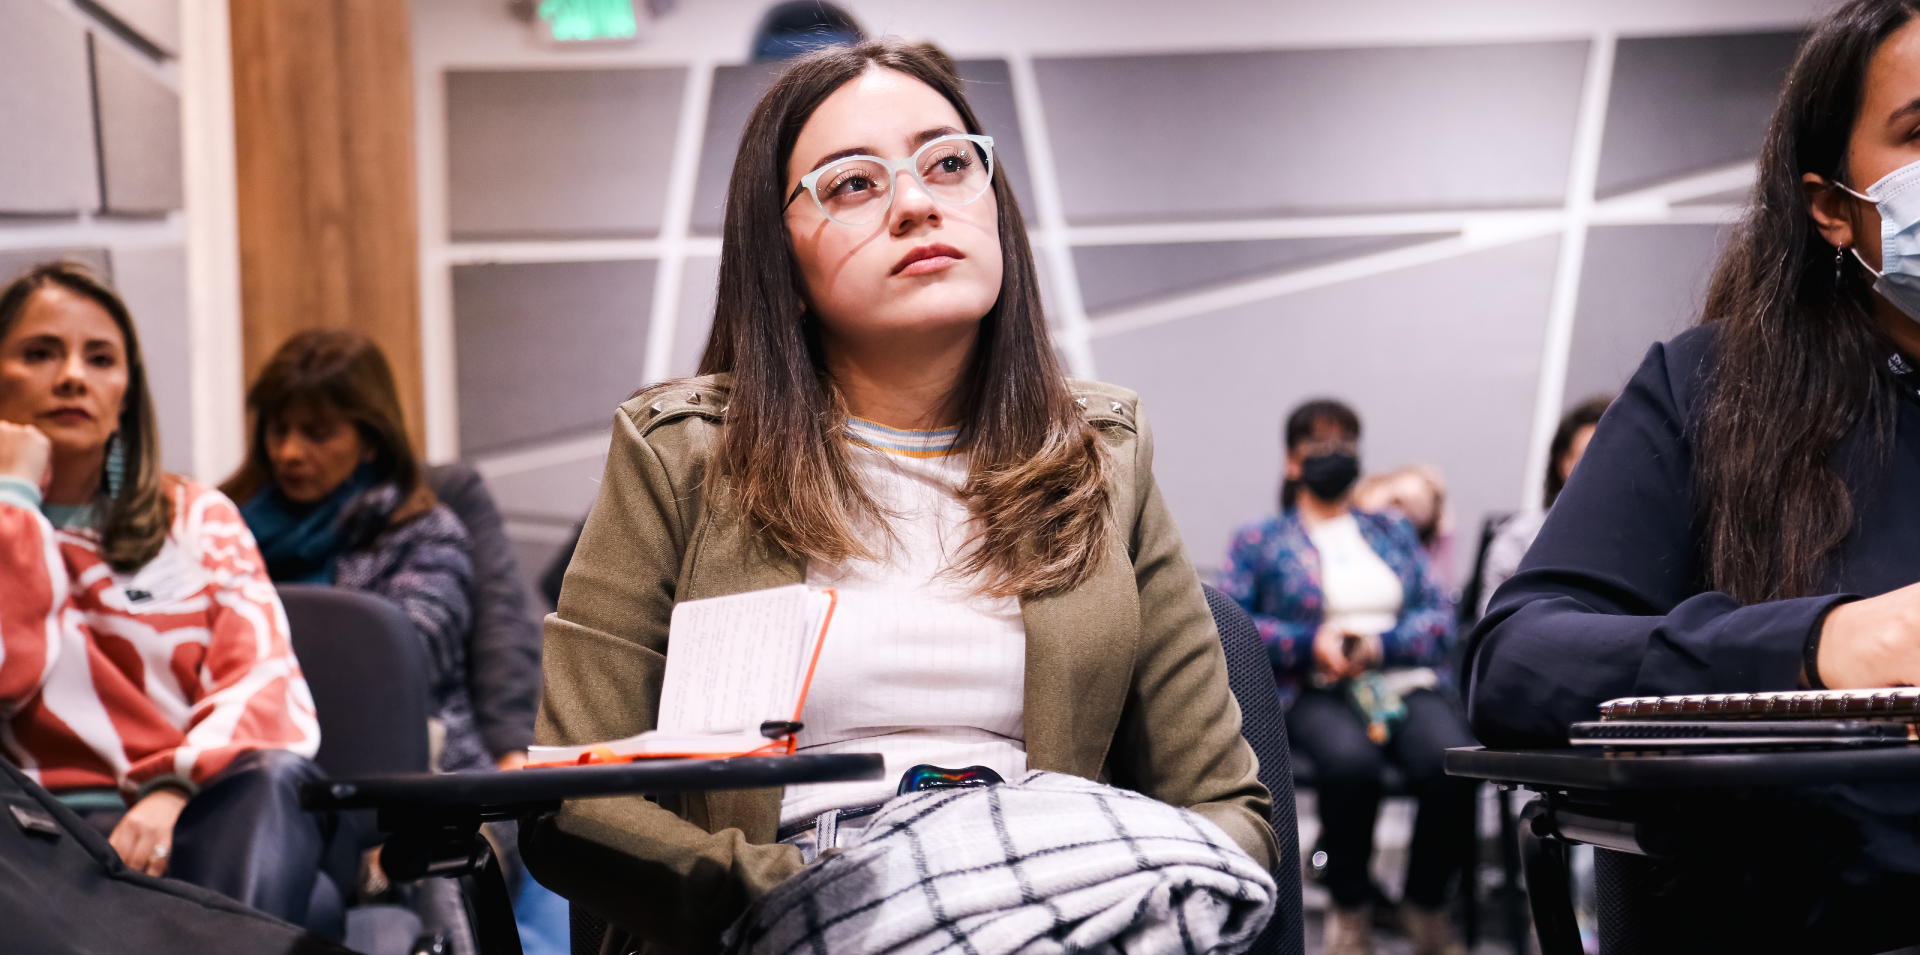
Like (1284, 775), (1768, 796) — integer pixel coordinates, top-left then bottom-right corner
(783, 134), (996, 227)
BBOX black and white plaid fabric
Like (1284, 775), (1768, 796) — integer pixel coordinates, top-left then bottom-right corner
(724, 771), (1276, 955)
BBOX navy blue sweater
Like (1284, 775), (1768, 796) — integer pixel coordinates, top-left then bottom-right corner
(1467, 324), (1920, 746)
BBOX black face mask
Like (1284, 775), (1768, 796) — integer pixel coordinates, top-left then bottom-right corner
(1299, 453), (1360, 501)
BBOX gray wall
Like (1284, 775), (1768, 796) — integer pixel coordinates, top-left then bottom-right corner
(451, 258), (655, 456)
(447, 67), (688, 240)
(438, 28), (1804, 587)
(1035, 43), (1588, 223)
(0, 0), (189, 475)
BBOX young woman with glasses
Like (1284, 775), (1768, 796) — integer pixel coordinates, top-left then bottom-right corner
(1471, 1), (1920, 948)
(525, 40), (1277, 953)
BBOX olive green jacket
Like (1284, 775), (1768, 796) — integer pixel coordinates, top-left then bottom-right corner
(524, 374), (1276, 954)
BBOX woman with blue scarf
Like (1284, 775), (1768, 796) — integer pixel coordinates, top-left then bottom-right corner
(222, 329), (486, 776)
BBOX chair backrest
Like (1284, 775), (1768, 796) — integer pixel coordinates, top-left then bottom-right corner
(1457, 511), (1516, 631)
(1203, 583), (1306, 955)
(279, 584), (431, 779)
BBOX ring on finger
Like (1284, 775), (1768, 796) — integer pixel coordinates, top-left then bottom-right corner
(152, 844), (170, 860)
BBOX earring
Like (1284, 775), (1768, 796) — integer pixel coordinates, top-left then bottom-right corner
(1837, 245), (1848, 286)
(104, 432), (125, 500)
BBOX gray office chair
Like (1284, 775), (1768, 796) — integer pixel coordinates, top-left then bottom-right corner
(279, 584), (434, 954)
(280, 584), (431, 780)
(1203, 582), (1307, 955)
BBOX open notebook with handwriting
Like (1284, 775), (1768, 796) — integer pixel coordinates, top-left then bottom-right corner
(1570, 688), (1920, 749)
(527, 585), (837, 767)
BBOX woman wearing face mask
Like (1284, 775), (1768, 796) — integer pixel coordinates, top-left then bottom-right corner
(1468, 1), (1920, 948)
(222, 330), (485, 776)
(523, 40), (1276, 955)
(1220, 399), (1468, 955)
(0, 263), (329, 928)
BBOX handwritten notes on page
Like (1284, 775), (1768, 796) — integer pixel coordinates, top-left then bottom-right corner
(659, 584), (833, 732)
(527, 584), (837, 766)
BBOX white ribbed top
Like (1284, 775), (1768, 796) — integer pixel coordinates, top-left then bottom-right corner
(1306, 513), (1403, 638)
(780, 419), (1028, 826)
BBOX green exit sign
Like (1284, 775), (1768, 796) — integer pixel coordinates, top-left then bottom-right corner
(538, 0), (638, 42)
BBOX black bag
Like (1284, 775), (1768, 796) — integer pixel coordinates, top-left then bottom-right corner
(0, 757), (357, 955)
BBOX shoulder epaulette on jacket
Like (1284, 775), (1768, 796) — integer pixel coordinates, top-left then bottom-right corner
(625, 376), (731, 436)
(1068, 379), (1139, 434)
(624, 377), (1138, 435)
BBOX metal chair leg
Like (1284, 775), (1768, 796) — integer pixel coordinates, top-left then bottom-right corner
(1464, 782), (1481, 947)
(380, 810), (524, 955)
(1497, 788), (1528, 955)
(1518, 799), (1582, 955)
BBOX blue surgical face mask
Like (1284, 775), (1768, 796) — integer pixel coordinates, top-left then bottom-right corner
(1839, 160), (1920, 321)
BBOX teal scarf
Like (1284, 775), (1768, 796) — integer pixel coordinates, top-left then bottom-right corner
(240, 464), (378, 584)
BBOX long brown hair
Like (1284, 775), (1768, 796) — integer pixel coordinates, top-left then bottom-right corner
(0, 262), (171, 571)
(221, 329), (433, 524)
(1696, 0), (1915, 603)
(695, 39), (1110, 598)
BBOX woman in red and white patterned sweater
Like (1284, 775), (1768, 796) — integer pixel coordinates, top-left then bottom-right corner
(0, 262), (330, 931)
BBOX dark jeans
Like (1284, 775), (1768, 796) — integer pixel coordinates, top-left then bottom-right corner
(71, 749), (338, 933)
(1287, 686), (1478, 909)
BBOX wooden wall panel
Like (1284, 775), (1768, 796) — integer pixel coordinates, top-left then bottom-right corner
(229, 0), (423, 452)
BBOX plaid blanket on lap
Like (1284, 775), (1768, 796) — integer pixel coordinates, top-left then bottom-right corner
(725, 772), (1276, 955)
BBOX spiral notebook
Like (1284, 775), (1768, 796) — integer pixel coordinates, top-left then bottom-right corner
(1569, 688), (1920, 749)
(527, 585), (838, 767)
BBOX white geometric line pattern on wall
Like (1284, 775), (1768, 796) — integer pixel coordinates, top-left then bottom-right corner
(1523, 31), (1618, 520)
(448, 156), (1753, 486)
(423, 25), (1788, 529)
(1007, 50), (1097, 379)
(641, 59), (719, 388)
(473, 433), (613, 482)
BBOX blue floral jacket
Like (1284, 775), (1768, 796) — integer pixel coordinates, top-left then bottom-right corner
(1218, 508), (1454, 703)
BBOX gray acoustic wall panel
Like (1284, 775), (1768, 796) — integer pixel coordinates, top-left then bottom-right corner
(111, 245), (193, 474)
(1092, 236), (1560, 580)
(452, 259), (654, 455)
(0, 247), (113, 284)
(94, 36), (184, 214)
(690, 59), (1036, 235)
(672, 255), (720, 378)
(487, 453), (608, 525)
(691, 62), (783, 235)
(447, 68), (686, 240)
(87, 0), (180, 56)
(1596, 32), (1802, 198)
(1563, 225), (1726, 408)
(953, 60), (1036, 218)
(1074, 234), (1452, 316)
(0, 2), (100, 214)
(1034, 43), (1588, 225)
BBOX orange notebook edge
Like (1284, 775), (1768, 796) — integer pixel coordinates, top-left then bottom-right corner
(525, 587), (839, 768)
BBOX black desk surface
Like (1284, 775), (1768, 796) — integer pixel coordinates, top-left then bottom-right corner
(1445, 745), (1920, 791)
(301, 753), (885, 812)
